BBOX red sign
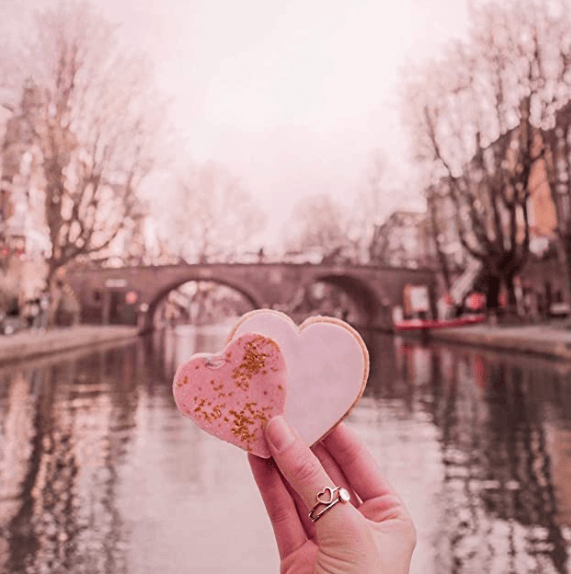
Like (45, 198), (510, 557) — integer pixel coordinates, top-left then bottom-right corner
(467, 292), (485, 310)
(125, 291), (138, 305)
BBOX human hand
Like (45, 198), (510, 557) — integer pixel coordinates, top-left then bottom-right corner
(249, 416), (416, 574)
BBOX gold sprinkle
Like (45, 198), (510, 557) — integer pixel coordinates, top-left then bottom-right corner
(176, 375), (189, 388)
(231, 337), (273, 390)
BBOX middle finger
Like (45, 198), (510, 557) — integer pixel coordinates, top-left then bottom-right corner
(312, 443), (360, 507)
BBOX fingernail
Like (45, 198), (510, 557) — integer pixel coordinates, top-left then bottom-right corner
(266, 416), (294, 452)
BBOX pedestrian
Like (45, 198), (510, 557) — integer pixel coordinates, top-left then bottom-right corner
(35, 290), (50, 332)
(23, 298), (40, 329)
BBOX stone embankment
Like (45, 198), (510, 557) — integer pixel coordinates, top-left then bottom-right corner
(428, 323), (571, 361)
(0, 325), (139, 365)
(1, 322), (569, 365)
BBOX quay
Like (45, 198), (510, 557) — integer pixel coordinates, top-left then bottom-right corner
(0, 325), (139, 365)
(428, 322), (571, 361)
(0, 322), (569, 366)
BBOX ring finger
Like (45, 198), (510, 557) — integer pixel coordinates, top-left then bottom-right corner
(312, 443), (359, 507)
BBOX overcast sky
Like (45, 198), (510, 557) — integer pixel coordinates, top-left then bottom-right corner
(11, 0), (470, 248)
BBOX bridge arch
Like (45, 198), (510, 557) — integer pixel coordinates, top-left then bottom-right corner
(67, 262), (436, 332)
(300, 273), (390, 328)
(144, 276), (263, 332)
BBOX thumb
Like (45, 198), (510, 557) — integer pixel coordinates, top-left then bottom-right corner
(265, 416), (358, 530)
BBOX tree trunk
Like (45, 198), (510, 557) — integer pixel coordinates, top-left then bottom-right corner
(504, 272), (519, 318)
(45, 262), (63, 329)
(426, 191), (452, 291)
(486, 275), (501, 312)
(436, 250), (453, 292)
(557, 232), (571, 308)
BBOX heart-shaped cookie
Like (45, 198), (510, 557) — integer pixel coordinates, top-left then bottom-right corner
(228, 310), (369, 447)
(173, 333), (288, 458)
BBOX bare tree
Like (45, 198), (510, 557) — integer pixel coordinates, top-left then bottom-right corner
(369, 209), (432, 269)
(425, 184), (455, 291)
(285, 193), (353, 262)
(162, 161), (266, 263)
(349, 150), (421, 263)
(1, 1), (167, 286)
(403, 0), (571, 312)
(349, 151), (389, 263)
(543, 103), (571, 307)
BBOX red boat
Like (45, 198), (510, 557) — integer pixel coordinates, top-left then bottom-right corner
(394, 314), (486, 332)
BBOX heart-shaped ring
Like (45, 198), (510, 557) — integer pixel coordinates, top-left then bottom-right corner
(309, 486), (351, 522)
(316, 486), (337, 505)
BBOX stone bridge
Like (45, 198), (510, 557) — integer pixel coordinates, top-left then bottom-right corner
(67, 262), (437, 332)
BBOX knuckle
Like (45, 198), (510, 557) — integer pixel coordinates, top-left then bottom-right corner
(340, 439), (368, 468)
(267, 499), (295, 527)
(289, 450), (322, 485)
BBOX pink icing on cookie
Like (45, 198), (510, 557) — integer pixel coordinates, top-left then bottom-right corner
(228, 310), (369, 447)
(173, 333), (287, 458)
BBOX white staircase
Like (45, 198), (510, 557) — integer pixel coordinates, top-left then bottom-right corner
(450, 258), (483, 305)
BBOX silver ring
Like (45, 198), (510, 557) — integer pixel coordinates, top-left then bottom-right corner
(309, 486), (351, 522)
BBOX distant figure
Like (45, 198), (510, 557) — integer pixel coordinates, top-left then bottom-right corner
(258, 247), (265, 262)
(34, 290), (50, 331)
(23, 298), (40, 328)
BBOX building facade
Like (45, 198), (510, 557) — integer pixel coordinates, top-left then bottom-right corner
(369, 210), (436, 269)
(0, 83), (50, 314)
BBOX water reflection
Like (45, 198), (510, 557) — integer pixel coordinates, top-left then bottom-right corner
(0, 328), (570, 573)
(0, 346), (138, 574)
(367, 335), (571, 574)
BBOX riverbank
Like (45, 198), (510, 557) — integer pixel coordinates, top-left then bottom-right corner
(1, 321), (569, 365)
(427, 322), (571, 361)
(0, 325), (139, 365)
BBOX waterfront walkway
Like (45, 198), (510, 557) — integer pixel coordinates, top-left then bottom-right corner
(429, 322), (571, 361)
(0, 321), (569, 366)
(0, 325), (139, 365)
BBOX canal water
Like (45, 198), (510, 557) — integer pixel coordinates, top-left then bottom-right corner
(0, 326), (570, 574)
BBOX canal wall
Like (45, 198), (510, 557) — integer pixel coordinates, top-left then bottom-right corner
(0, 325), (139, 365)
(428, 324), (571, 361)
(1, 322), (569, 366)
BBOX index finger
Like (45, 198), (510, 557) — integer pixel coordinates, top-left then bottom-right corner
(265, 417), (338, 510)
(321, 423), (397, 502)
(265, 417), (360, 533)
(248, 454), (308, 559)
